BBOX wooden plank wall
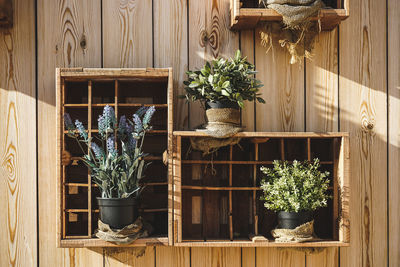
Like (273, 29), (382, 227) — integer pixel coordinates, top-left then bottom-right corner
(0, 0), (397, 266)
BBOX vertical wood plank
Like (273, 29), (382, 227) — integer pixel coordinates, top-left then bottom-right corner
(191, 247), (241, 267)
(254, 23), (305, 267)
(188, 0), (239, 129)
(37, 0), (103, 266)
(0, 0), (37, 265)
(256, 248), (305, 267)
(102, 0), (153, 68)
(156, 247), (191, 267)
(104, 247), (155, 267)
(153, 0), (188, 130)
(388, 0), (400, 265)
(305, 30), (339, 267)
(255, 27), (304, 132)
(339, 0), (388, 266)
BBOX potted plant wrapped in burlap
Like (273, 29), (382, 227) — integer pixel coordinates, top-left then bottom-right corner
(64, 105), (155, 243)
(260, 159), (331, 243)
(182, 50), (264, 137)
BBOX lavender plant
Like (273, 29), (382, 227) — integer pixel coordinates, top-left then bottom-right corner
(64, 105), (156, 198)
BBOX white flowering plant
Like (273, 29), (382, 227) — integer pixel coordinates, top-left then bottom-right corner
(260, 159), (331, 212)
(64, 105), (155, 199)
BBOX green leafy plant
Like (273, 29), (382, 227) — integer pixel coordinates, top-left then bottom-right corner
(64, 105), (155, 199)
(182, 50), (265, 108)
(260, 159), (331, 212)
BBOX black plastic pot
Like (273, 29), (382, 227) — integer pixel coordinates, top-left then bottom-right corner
(206, 100), (239, 110)
(97, 197), (137, 229)
(277, 211), (313, 229)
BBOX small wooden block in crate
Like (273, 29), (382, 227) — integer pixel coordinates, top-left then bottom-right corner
(56, 68), (173, 247)
(230, 0), (349, 31)
(173, 131), (350, 247)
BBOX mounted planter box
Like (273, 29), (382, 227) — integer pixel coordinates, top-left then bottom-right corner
(0, 0), (13, 27)
(230, 0), (349, 31)
(172, 131), (350, 247)
(56, 68), (173, 247)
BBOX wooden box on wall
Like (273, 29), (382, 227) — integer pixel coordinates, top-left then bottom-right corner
(230, 0), (349, 31)
(173, 132), (350, 247)
(56, 68), (173, 247)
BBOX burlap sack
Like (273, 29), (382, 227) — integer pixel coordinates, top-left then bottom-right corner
(259, 0), (324, 64)
(271, 220), (315, 243)
(95, 216), (151, 245)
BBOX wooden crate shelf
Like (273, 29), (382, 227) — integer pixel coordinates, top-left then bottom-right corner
(230, 0), (349, 31)
(173, 131), (350, 247)
(56, 68), (173, 247)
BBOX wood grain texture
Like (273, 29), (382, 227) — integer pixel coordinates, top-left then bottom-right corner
(254, 26), (304, 132)
(153, 0), (188, 130)
(339, 0), (388, 266)
(191, 247), (241, 267)
(0, 0), (37, 266)
(240, 29), (255, 131)
(388, 0), (400, 265)
(37, 0), (103, 266)
(305, 29), (339, 267)
(188, 0), (239, 129)
(256, 248), (305, 267)
(102, 0), (152, 68)
(156, 247), (190, 267)
(104, 247), (155, 267)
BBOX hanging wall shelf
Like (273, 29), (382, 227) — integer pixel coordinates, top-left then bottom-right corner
(173, 131), (350, 247)
(56, 68), (173, 247)
(230, 0), (349, 31)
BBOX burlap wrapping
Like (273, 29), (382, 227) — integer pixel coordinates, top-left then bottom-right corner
(271, 220), (315, 243)
(192, 107), (242, 156)
(95, 216), (151, 245)
(259, 0), (324, 64)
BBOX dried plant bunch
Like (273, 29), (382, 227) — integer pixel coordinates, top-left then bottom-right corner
(260, 159), (331, 212)
(64, 105), (156, 199)
(182, 50), (265, 108)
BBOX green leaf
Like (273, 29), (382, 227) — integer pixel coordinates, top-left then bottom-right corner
(256, 97), (266, 103)
(189, 81), (200, 88)
(222, 81), (230, 89)
(221, 90), (230, 97)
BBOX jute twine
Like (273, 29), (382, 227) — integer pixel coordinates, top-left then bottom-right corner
(95, 216), (152, 245)
(259, 0), (324, 64)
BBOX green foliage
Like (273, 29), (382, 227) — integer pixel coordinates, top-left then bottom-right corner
(64, 105), (155, 199)
(260, 159), (331, 212)
(182, 50), (265, 108)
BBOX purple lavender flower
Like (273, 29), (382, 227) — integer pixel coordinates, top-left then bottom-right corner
(136, 106), (149, 117)
(143, 106), (156, 126)
(74, 120), (88, 140)
(126, 135), (137, 151)
(91, 142), (104, 159)
(64, 113), (75, 131)
(106, 135), (117, 155)
(132, 114), (143, 133)
(98, 105), (116, 137)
